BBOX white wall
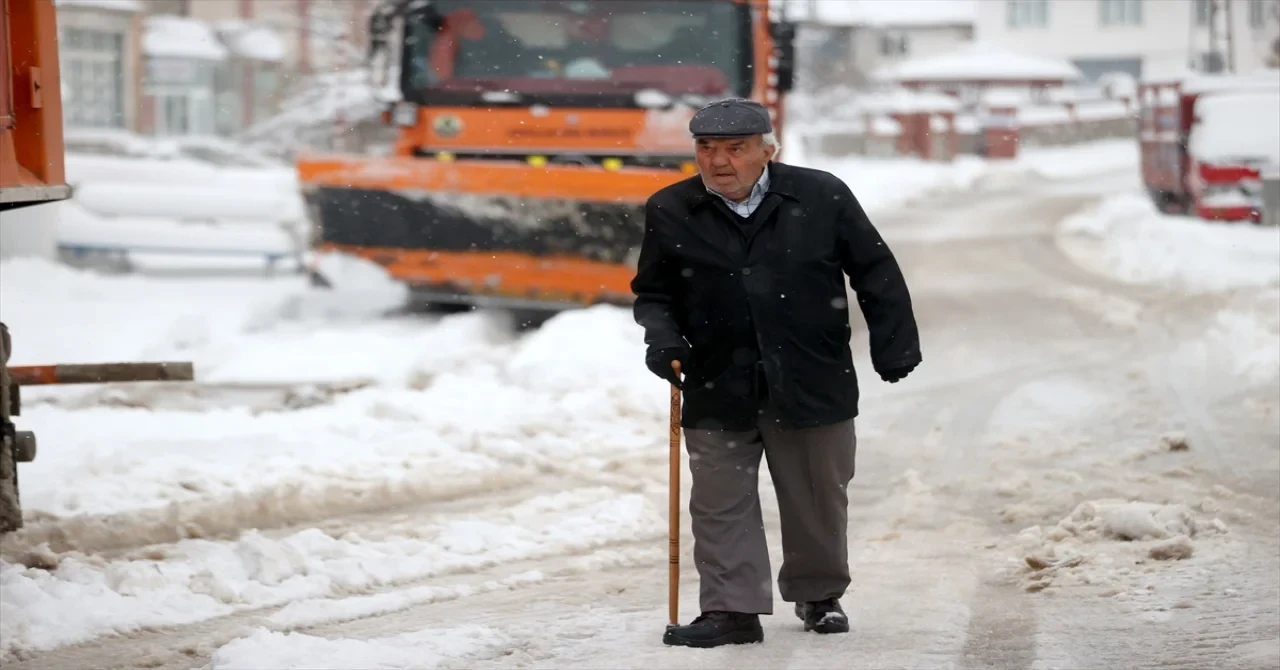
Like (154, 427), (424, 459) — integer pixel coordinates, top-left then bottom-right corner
(975, 0), (1280, 79)
(851, 24), (973, 74)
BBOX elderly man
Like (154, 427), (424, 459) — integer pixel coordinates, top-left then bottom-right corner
(631, 98), (922, 648)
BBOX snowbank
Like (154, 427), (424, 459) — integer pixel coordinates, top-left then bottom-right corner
(0, 490), (662, 657)
(790, 138), (1139, 213)
(58, 150), (304, 265)
(1012, 498), (1230, 594)
(0, 257), (670, 519)
(1057, 192), (1280, 292)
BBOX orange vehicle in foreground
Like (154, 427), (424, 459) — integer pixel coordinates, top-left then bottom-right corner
(1137, 70), (1280, 223)
(0, 0), (68, 212)
(1, 0), (195, 534)
(299, 0), (797, 315)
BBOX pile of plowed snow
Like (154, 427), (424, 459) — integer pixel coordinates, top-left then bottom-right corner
(0, 258), (668, 528)
(1, 488), (663, 658)
(1057, 193), (1280, 293)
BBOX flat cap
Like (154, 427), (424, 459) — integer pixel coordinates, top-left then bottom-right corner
(689, 97), (773, 138)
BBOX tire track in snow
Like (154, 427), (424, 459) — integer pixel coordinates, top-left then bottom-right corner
(3, 543), (665, 670)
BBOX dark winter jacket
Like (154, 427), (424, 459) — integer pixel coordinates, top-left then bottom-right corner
(631, 161), (921, 431)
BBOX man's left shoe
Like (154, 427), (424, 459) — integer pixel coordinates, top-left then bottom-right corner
(794, 598), (850, 634)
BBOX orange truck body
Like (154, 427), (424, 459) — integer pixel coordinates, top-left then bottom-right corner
(0, 0), (69, 212)
(1137, 70), (1279, 222)
(299, 0), (795, 313)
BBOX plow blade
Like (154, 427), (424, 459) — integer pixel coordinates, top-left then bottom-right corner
(299, 155), (688, 309)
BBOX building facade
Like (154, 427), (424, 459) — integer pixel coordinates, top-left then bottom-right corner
(53, 0), (143, 132)
(53, 0), (370, 139)
(975, 0), (1280, 81)
(789, 0), (976, 89)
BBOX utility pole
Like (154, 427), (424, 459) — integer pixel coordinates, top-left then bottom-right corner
(1207, 0), (1221, 72)
(1224, 0), (1237, 72)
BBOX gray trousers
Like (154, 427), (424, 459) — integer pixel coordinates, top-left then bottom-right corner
(684, 402), (857, 615)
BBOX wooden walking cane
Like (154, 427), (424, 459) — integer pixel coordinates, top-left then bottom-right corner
(668, 359), (683, 627)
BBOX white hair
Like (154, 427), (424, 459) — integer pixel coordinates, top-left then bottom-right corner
(691, 131), (781, 155)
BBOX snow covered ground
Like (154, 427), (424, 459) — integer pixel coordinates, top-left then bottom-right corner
(1057, 192), (1280, 293)
(786, 137), (1138, 214)
(2, 139), (1278, 669)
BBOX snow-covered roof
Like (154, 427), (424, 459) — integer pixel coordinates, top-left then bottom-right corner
(873, 43), (1084, 83)
(775, 0), (975, 27)
(217, 20), (287, 63)
(54, 0), (140, 12)
(144, 15), (228, 62)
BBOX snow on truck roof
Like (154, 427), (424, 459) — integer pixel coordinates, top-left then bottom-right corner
(1188, 89), (1280, 167)
(873, 43), (1084, 83)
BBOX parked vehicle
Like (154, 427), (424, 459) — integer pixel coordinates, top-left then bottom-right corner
(1137, 70), (1279, 223)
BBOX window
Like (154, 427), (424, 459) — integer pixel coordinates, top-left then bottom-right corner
(1007, 0), (1049, 29)
(162, 95), (190, 136)
(1100, 0), (1143, 26)
(1194, 0), (1213, 26)
(878, 32), (909, 57)
(403, 0), (753, 100)
(59, 27), (125, 128)
(1249, 0), (1269, 28)
(253, 67), (278, 123)
(151, 88), (214, 137)
(145, 57), (218, 137)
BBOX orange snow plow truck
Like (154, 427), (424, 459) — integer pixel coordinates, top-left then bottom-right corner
(1, 0), (195, 534)
(298, 0), (797, 313)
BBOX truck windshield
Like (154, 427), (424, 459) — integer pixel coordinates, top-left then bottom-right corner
(402, 0), (753, 103)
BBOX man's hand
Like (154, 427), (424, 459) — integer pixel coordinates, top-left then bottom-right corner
(646, 345), (689, 388)
(879, 363), (917, 384)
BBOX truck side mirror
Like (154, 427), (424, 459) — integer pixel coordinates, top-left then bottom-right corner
(771, 21), (797, 93)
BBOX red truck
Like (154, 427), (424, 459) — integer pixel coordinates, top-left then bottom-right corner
(1137, 70), (1279, 223)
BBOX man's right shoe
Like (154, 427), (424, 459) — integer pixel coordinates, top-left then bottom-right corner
(795, 598), (850, 634)
(662, 611), (764, 648)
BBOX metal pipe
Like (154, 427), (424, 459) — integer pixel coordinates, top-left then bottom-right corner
(7, 361), (195, 386)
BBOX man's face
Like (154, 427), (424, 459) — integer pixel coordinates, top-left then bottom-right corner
(694, 135), (775, 201)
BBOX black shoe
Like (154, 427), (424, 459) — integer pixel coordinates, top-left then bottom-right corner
(794, 598), (850, 634)
(662, 611), (764, 648)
